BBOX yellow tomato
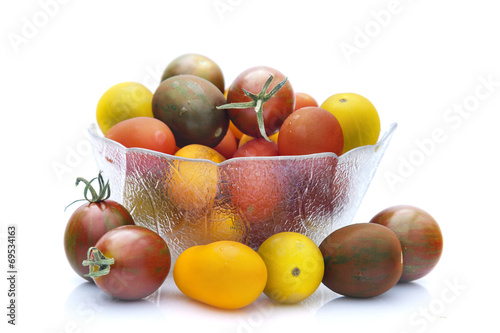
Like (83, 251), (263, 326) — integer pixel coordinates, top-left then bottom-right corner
(320, 93), (380, 154)
(174, 241), (268, 309)
(238, 132), (278, 148)
(171, 144), (225, 211)
(96, 82), (154, 134)
(257, 232), (324, 304)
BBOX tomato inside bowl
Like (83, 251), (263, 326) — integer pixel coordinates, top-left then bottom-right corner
(88, 122), (397, 257)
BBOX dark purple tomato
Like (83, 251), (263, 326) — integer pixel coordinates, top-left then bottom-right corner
(160, 53), (225, 93)
(225, 66), (294, 139)
(64, 173), (135, 282)
(84, 225), (171, 301)
(152, 74), (229, 148)
(319, 223), (403, 298)
(370, 205), (443, 282)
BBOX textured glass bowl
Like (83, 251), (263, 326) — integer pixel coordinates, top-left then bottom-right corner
(88, 122), (397, 257)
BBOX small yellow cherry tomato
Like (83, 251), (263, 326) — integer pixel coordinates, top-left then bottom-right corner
(173, 241), (267, 309)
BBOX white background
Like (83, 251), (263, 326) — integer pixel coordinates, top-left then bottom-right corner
(1, 0), (499, 332)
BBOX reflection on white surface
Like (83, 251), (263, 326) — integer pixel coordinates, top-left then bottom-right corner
(52, 273), (435, 333)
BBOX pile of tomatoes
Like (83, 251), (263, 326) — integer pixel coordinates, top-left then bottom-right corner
(96, 53), (381, 160)
(63, 172), (443, 306)
(63, 54), (443, 309)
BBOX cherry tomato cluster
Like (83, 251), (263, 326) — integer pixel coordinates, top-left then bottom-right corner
(63, 172), (443, 302)
(99, 53), (381, 160)
(64, 172), (171, 300)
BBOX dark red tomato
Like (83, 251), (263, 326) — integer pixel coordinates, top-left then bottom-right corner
(225, 66), (294, 139)
(278, 107), (344, 156)
(224, 160), (283, 249)
(294, 92), (318, 111)
(370, 205), (443, 282)
(319, 223), (403, 298)
(214, 125), (238, 159)
(84, 225), (171, 300)
(233, 138), (279, 158)
(64, 173), (135, 282)
(105, 117), (176, 155)
(153, 74), (228, 148)
(160, 53), (225, 93)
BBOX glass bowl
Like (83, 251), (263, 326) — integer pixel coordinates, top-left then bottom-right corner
(88, 122), (397, 257)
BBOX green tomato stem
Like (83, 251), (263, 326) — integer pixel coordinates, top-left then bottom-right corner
(82, 247), (115, 278)
(217, 74), (288, 142)
(64, 171), (111, 211)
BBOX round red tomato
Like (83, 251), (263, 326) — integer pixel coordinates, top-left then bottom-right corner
(223, 66), (294, 139)
(294, 92), (318, 111)
(278, 107), (344, 156)
(233, 138), (279, 158)
(83, 225), (171, 300)
(105, 116), (176, 155)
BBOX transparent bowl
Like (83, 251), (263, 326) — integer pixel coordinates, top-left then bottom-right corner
(88, 122), (397, 257)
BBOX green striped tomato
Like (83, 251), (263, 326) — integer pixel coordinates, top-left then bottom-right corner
(370, 205), (443, 282)
(319, 223), (403, 298)
(64, 200), (135, 281)
(64, 172), (135, 281)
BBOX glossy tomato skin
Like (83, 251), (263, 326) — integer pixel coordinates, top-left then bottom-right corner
(227, 66), (294, 138)
(319, 223), (403, 298)
(152, 74), (229, 148)
(161, 54), (225, 93)
(64, 201), (135, 281)
(294, 92), (318, 111)
(233, 138), (279, 158)
(105, 117), (176, 155)
(92, 225), (171, 300)
(370, 205), (443, 282)
(278, 107), (344, 156)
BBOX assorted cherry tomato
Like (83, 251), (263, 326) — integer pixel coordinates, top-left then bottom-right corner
(64, 172), (135, 282)
(62, 53), (443, 309)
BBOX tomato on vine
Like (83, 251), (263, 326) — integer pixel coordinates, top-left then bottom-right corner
(218, 66), (294, 141)
(64, 172), (135, 281)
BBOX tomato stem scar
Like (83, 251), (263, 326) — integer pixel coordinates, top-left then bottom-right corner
(292, 267), (301, 277)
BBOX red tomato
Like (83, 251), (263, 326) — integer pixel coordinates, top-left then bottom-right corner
(233, 138), (279, 158)
(214, 125), (237, 159)
(105, 116), (176, 155)
(224, 66), (295, 139)
(278, 107), (344, 156)
(64, 172), (135, 282)
(83, 225), (171, 300)
(225, 160), (284, 248)
(294, 92), (318, 111)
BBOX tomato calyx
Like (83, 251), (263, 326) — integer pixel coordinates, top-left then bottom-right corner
(82, 247), (115, 278)
(217, 74), (288, 142)
(65, 171), (111, 211)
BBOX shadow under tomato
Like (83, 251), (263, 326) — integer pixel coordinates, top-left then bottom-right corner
(315, 282), (431, 328)
(63, 280), (166, 328)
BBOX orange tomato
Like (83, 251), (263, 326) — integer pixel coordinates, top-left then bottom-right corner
(170, 144), (225, 211)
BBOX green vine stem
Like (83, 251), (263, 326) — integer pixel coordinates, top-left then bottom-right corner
(82, 247), (115, 278)
(217, 74), (288, 142)
(65, 171), (111, 211)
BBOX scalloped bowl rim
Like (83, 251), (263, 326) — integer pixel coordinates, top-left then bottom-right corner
(88, 122), (398, 165)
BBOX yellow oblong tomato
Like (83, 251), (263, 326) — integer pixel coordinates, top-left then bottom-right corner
(173, 241), (267, 309)
(320, 93), (380, 154)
